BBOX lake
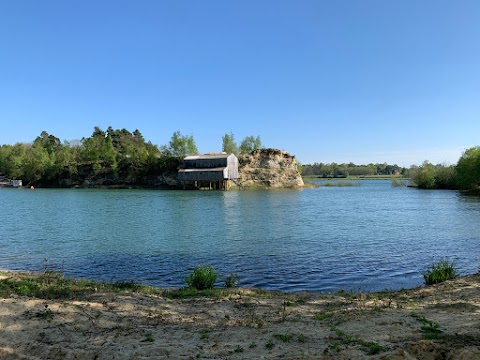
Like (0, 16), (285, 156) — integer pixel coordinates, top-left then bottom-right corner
(1, 180), (479, 292)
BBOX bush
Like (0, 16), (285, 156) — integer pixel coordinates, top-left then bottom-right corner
(423, 259), (459, 285)
(184, 265), (218, 290)
(224, 273), (238, 288)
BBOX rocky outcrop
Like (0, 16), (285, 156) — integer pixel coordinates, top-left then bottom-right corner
(236, 148), (304, 188)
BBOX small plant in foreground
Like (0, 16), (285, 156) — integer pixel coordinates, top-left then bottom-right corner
(141, 334), (154, 342)
(331, 327), (383, 355)
(314, 312), (334, 322)
(224, 273), (238, 288)
(421, 321), (442, 339)
(199, 328), (212, 341)
(411, 312), (443, 340)
(274, 333), (293, 342)
(265, 339), (274, 349)
(366, 342), (383, 355)
(423, 259), (459, 285)
(184, 265), (218, 290)
(410, 313), (443, 340)
(234, 345), (244, 353)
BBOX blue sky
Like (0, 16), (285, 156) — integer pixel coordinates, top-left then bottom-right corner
(1, 1), (479, 166)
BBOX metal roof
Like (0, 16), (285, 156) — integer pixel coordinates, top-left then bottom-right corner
(183, 153), (231, 160)
(178, 167), (227, 173)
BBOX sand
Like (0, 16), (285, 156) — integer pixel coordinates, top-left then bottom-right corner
(1, 272), (479, 359)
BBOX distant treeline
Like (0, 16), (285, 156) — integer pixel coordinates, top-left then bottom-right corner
(301, 162), (406, 178)
(0, 127), (263, 186)
(302, 146), (480, 192)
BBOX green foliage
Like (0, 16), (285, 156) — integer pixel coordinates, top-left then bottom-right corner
(199, 328), (212, 340)
(167, 131), (198, 158)
(302, 162), (404, 177)
(423, 259), (459, 285)
(239, 135), (262, 154)
(410, 161), (457, 189)
(274, 333), (293, 342)
(234, 345), (244, 353)
(456, 146), (480, 190)
(224, 273), (238, 288)
(313, 312), (334, 322)
(0, 126), (181, 186)
(434, 165), (456, 189)
(222, 132), (238, 155)
(184, 265), (218, 290)
(332, 328), (383, 354)
(141, 334), (155, 342)
(420, 321), (442, 339)
(163, 287), (230, 299)
(410, 313), (443, 340)
(0, 269), (161, 300)
(411, 161), (435, 188)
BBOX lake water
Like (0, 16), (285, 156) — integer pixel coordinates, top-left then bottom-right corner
(1, 181), (479, 292)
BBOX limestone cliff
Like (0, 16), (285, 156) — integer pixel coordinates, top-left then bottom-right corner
(236, 148), (304, 188)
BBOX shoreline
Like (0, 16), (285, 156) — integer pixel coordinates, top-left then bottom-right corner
(1, 270), (479, 359)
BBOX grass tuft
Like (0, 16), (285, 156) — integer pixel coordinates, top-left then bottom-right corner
(184, 265), (218, 290)
(423, 259), (459, 285)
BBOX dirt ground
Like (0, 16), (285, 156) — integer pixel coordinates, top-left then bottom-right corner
(1, 272), (479, 359)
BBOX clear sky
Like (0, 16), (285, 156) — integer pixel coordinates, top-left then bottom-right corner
(1, 1), (479, 167)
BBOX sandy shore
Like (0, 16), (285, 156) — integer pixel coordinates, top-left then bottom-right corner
(1, 271), (479, 359)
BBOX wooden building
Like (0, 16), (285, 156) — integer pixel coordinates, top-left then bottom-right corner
(178, 153), (238, 190)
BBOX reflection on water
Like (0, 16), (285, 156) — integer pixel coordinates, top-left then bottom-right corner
(1, 181), (479, 292)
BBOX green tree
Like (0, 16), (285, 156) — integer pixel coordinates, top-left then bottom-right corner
(22, 143), (53, 182)
(168, 131), (198, 158)
(411, 161), (435, 189)
(3, 143), (27, 179)
(433, 164), (456, 189)
(222, 132), (238, 155)
(239, 135), (262, 154)
(456, 146), (480, 190)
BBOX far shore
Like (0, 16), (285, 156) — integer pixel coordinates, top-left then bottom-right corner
(1, 269), (479, 359)
(303, 175), (410, 181)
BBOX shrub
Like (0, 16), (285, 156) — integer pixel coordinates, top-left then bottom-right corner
(423, 259), (459, 285)
(224, 273), (238, 288)
(184, 265), (218, 290)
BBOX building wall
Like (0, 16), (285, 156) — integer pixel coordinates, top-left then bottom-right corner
(179, 154), (238, 182)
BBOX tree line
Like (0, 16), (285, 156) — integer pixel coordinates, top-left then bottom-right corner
(301, 162), (406, 178)
(301, 147), (480, 192)
(409, 147), (480, 191)
(0, 127), (263, 185)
